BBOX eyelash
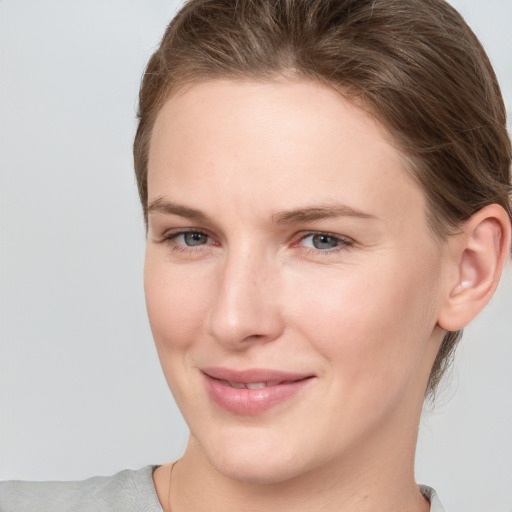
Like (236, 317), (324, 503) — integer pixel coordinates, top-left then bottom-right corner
(159, 229), (354, 256)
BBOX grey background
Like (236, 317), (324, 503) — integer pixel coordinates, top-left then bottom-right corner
(0, 1), (510, 511)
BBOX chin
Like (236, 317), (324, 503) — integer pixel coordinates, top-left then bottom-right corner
(214, 456), (308, 485)
(197, 427), (317, 485)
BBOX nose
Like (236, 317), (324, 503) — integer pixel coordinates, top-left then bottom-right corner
(206, 247), (284, 350)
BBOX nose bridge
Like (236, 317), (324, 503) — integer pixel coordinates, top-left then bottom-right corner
(207, 242), (283, 348)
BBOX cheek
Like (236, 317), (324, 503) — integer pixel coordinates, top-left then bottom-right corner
(288, 256), (441, 396)
(143, 254), (215, 413)
(144, 253), (210, 351)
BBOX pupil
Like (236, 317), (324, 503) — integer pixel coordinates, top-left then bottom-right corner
(312, 234), (339, 250)
(184, 232), (207, 246)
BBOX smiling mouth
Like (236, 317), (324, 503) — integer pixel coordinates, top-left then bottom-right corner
(201, 368), (315, 415)
(217, 378), (311, 389)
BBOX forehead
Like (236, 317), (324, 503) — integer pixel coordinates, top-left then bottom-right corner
(150, 78), (394, 161)
(147, 79), (428, 229)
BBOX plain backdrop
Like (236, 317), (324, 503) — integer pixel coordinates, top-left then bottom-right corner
(0, 1), (511, 511)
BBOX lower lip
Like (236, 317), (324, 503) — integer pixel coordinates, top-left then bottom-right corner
(203, 375), (314, 415)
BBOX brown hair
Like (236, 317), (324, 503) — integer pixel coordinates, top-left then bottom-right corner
(134, 0), (512, 397)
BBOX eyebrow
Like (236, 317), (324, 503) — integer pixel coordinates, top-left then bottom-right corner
(147, 197), (209, 223)
(147, 197), (377, 224)
(271, 204), (377, 224)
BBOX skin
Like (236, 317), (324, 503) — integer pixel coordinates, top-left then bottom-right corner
(144, 79), (509, 512)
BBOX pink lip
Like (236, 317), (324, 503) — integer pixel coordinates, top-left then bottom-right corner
(201, 367), (315, 415)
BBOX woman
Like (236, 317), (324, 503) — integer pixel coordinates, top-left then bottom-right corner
(1, 0), (510, 511)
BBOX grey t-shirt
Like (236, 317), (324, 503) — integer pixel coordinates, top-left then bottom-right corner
(0, 466), (162, 512)
(0, 465), (445, 511)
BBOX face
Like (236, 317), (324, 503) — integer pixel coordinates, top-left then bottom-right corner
(145, 79), (446, 483)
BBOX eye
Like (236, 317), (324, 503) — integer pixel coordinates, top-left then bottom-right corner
(177, 231), (209, 246)
(305, 234), (341, 250)
(297, 232), (353, 252)
(160, 229), (214, 251)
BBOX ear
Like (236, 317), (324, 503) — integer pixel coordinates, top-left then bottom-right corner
(437, 204), (511, 332)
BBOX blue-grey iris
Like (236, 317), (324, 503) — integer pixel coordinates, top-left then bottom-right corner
(184, 232), (208, 246)
(312, 234), (340, 250)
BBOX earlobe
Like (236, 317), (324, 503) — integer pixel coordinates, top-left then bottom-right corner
(438, 204), (511, 332)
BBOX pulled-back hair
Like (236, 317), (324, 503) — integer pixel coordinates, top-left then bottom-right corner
(134, 0), (511, 397)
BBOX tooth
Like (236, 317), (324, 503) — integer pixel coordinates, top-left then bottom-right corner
(230, 381), (246, 389)
(246, 382), (266, 389)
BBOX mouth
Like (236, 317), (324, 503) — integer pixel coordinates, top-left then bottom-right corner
(214, 378), (310, 389)
(201, 367), (315, 415)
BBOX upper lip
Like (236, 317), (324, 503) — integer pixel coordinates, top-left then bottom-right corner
(201, 367), (314, 384)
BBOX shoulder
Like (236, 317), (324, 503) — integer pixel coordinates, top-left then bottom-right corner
(420, 485), (446, 512)
(0, 466), (163, 512)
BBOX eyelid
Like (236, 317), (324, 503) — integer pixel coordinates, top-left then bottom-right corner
(163, 227), (209, 238)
